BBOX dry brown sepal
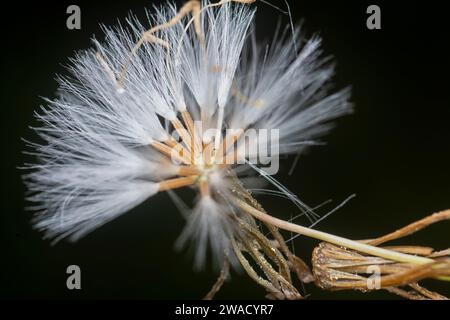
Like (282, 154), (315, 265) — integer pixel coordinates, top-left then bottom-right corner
(203, 175), (314, 300)
(312, 210), (450, 299)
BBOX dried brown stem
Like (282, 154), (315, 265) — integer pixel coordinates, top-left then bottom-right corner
(203, 258), (230, 300)
(366, 209), (450, 246)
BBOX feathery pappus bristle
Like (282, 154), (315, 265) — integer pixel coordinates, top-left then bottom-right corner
(24, 0), (351, 269)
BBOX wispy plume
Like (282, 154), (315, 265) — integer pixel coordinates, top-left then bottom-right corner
(23, 1), (448, 300)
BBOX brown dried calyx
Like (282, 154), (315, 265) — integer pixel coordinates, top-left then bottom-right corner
(312, 210), (450, 299)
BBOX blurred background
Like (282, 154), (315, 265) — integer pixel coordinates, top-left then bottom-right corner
(1, 0), (449, 299)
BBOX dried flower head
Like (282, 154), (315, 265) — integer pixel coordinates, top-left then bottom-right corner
(24, 0), (351, 270)
(312, 210), (450, 299)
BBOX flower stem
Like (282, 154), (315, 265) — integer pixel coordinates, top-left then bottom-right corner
(237, 199), (434, 265)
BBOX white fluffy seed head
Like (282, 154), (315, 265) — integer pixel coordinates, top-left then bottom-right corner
(24, 1), (352, 268)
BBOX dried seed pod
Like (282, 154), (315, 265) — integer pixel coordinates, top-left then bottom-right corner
(311, 210), (450, 299)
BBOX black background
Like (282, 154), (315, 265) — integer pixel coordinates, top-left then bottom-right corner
(1, 0), (450, 299)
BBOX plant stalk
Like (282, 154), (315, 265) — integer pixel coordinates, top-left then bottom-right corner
(237, 199), (435, 266)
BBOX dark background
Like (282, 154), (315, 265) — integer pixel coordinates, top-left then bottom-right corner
(1, 0), (449, 299)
